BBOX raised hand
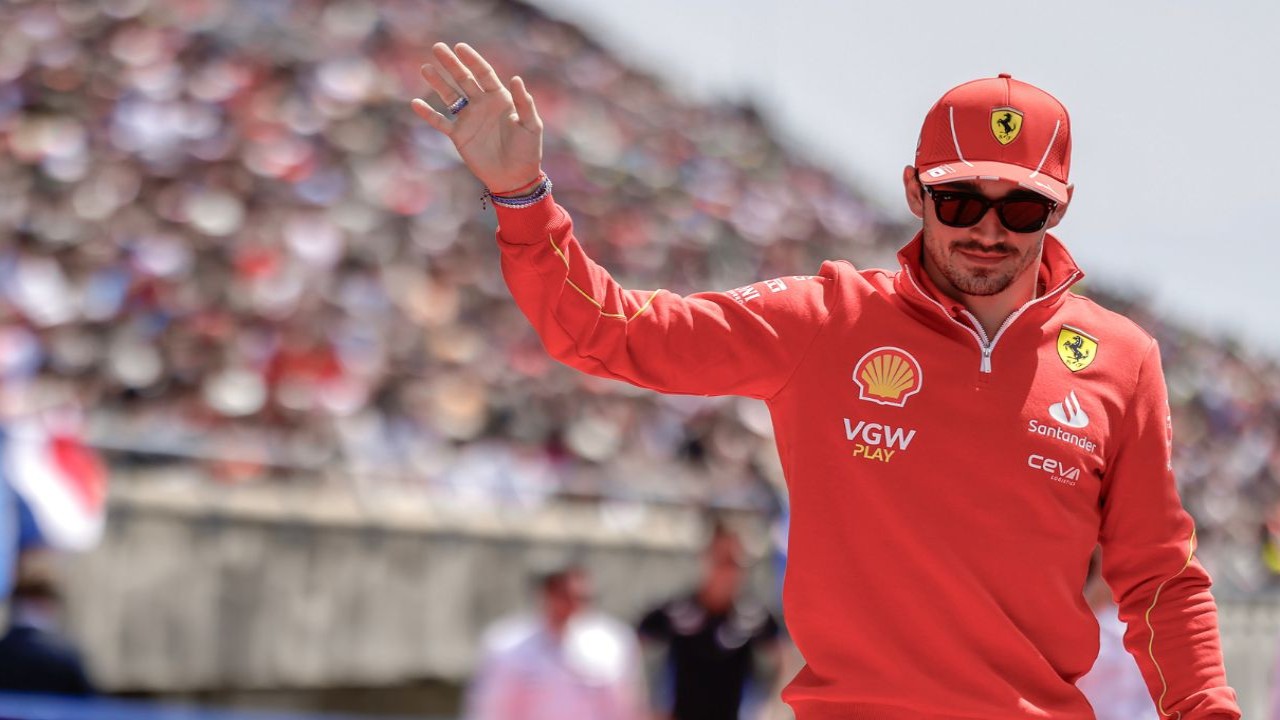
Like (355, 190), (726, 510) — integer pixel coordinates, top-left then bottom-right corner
(411, 42), (544, 195)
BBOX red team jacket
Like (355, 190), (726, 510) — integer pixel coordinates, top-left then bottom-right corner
(493, 196), (1241, 719)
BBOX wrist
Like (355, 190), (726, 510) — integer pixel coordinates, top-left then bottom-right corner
(490, 171), (545, 197)
(482, 174), (553, 211)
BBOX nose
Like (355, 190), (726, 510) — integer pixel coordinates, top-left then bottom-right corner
(968, 206), (1009, 245)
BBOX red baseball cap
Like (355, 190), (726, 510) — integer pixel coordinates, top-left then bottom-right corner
(915, 73), (1071, 203)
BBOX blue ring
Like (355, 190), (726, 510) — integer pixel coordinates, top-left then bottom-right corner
(447, 97), (469, 115)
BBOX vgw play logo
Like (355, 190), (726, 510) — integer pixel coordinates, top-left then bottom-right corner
(842, 418), (917, 463)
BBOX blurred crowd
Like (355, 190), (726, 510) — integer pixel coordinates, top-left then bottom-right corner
(0, 0), (1277, 594)
(1088, 290), (1280, 597)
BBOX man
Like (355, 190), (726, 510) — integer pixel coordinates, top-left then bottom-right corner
(464, 562), (646, 720)
(412, 42), (1241, 719)
(638, 523), (781, 720)
(0, 551), (95, 696)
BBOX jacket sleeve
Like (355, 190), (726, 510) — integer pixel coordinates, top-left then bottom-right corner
(1098, 339), (1241, 719)
(493, 195), (834, 400)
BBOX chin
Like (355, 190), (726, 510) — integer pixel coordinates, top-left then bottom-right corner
(947, 271), (1016, 297)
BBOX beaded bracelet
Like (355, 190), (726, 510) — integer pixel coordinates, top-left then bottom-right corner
(482, 175), (553, 211)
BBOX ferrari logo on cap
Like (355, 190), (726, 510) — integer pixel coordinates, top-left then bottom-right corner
(1057, 325), (1098, 372)
(991, 107), (1023, 145)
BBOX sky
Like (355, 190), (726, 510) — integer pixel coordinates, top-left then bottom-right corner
(530, 0), (1280, 358)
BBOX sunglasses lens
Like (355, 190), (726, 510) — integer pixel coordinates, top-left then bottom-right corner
(998, 199), (1053, 233)
(930, 189), (1055, 232)
(934, 193), (987, 227)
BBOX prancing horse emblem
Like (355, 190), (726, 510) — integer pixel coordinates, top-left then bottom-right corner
(991, 107), (1024, 145)
(1056, 325), (1098, 372)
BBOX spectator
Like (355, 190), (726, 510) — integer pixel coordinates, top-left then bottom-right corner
(464, 560), (646, 720)
(0, 550), (95, 696)
(638, 521), (781, 720)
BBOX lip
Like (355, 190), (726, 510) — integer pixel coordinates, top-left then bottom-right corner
(956, 249), (1012, 265)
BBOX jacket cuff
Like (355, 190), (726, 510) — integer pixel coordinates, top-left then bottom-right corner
(494, 194), (565, 246)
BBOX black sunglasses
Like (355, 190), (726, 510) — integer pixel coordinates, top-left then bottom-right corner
(924, 186), (1057, 234)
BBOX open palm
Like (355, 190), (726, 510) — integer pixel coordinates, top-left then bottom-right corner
(411, 42), (544, 194)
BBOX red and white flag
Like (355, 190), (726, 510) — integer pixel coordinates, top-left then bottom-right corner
(4, 415), (108, 551)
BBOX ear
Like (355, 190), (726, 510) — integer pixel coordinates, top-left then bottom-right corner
(903, 165), (925, 219)
(1045, 183), (1074, 229)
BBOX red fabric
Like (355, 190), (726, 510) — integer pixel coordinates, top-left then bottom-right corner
(266, 344), (342, 386)
(493, 196), (1241, 719)
(49, 435), (107, 511)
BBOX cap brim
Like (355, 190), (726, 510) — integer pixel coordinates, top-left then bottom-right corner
(919, 161), (1068, 203)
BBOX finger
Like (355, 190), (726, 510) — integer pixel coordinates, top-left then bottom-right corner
(431, 42), (483, 98)
(510, 76), (542, 131)
(455, 43), (504, 93)
(420, 63), (461, 105)
(410, 98), (453, 136)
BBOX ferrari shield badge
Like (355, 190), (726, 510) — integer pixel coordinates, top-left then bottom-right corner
(991, 107), (1023, 145)
(1057, 325), (1098, 372)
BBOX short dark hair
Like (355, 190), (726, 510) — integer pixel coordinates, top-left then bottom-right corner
(706, 517), (742, 547)
(12, 575), (60, 602)
(532, 550), (588, 592)
(540, 565), (584, 592)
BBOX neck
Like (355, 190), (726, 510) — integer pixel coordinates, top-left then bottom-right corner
(698, 587), (734, 614)
(922, 252), (1041, 340)
(10, 600), (59, 632)
(957, 284), (1036, 339)
(545, 618), (568, 639)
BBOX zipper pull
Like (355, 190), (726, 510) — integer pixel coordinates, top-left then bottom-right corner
(980, 347), (993, 373)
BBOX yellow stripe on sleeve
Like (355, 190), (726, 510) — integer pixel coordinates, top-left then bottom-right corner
(1144, 527), (1197, 720)
(547, 234), (662, 323)
(548, 234), (570, 270)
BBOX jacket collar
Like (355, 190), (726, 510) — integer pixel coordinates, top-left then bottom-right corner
(893, 231), (1084, 322)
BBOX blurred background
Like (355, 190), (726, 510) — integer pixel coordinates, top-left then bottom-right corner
(0, 0), (1276, 718)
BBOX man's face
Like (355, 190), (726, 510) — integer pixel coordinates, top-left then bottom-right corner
(543, 569), (591, 627)
(703, 533), (746, 598)
(909, 176), (1059, 298)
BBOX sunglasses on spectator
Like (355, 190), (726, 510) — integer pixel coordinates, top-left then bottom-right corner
(924, 186), (1057, 233)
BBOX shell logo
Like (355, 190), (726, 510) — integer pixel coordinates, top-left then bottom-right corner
(852, 347), (923, 407)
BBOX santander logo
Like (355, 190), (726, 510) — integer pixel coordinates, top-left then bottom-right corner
(1048, 391), (1089, 429)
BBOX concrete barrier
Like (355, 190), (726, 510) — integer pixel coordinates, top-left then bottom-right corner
(54, 472), (1277, 716)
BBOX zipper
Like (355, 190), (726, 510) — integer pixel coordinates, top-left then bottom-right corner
(903, 265), (1082, 374)
(960, 308), (999, 373)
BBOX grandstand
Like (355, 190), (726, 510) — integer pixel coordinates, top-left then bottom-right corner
(0, 0), (1277, 717)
